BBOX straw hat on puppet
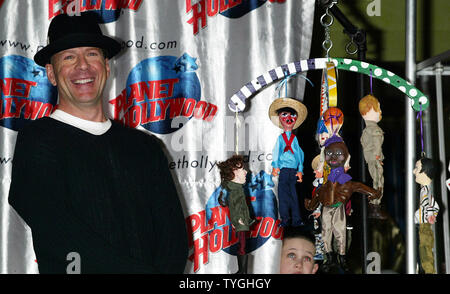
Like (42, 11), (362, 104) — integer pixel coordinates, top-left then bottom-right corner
(268, 97), (308, 130)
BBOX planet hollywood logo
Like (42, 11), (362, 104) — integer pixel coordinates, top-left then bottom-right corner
(186, 0), (286, 35)
(0, 55), (57, 131)
(109, 53), (218, 134)
(186, 170), (282, 272)
(48, 0), (143, 23)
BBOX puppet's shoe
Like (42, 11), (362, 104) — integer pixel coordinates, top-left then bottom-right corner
(337, 254), (351, 273)
(368, 203), (388, 220)
(235, 254), (248, 274)
(321, 252), (335, 273)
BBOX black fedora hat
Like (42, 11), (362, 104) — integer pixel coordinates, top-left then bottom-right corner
(34, 12), (121, 66)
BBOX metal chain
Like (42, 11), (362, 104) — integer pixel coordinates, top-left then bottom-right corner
(320, 1), (337, 59)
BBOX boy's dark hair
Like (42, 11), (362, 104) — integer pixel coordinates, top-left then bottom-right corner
(282, 226), (315, 245)
(419, 157), (435, 180)
(276, 107), (297, 116)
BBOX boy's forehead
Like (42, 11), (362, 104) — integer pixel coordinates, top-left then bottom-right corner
(282, 237), (315, 252)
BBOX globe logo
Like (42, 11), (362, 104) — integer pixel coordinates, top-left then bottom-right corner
(0, 55), (57, 131)
(124, 54), (201, 134)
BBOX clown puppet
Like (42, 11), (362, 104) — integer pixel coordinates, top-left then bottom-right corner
(269, 97), (308, 228)
(318, 107), (350, 177)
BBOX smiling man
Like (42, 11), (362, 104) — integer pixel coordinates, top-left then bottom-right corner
(8, 13), (188, 274)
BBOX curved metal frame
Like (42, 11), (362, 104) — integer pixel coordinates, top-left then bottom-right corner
(228, 57), (428, 113)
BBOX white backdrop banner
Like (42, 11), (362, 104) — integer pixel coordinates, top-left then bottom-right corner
(0, 0), (315, 274)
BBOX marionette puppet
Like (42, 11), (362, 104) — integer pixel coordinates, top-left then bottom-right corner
(315, 118), (331, 181)
(269, 97), (308, 228)
(359, 94), (385, 216)
(217, 155), (254, 274)
(310, 154), (325, 261)
(304, 135), (381, 273)
(318, 107), (351, 176)
(413, 157), (439, 274)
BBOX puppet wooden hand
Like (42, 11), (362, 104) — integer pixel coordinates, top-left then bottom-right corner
(296, 172), (303, 182)
(368, 189), (382, 201)
(272, 168), (280, 177)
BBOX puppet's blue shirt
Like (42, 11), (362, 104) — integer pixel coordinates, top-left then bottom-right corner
(271, 131), (304, 173)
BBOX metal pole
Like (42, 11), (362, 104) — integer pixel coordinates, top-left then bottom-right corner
(405, 0), (417, 274)
(357, 34), (368, 275)
(434, 62), (450, 274)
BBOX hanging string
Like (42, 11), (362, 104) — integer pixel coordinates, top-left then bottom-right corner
(234, 103), (239, 155)
(416, 103), (425, 157)
(275, 73), (314, 98)
(369, 68), (373, 94)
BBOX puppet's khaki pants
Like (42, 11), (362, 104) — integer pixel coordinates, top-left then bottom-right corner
(368, 160), (384, 205)
(322, 204), (346, 255)
(419, 223), (435, 274)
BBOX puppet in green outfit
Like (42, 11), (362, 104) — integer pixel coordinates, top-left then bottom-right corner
(218, 155), (254, 274)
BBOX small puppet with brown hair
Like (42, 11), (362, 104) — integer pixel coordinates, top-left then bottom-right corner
(359, 94), (384, 208)
(217, 155), (254, 274)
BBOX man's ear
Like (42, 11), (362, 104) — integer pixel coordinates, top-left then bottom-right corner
(45, 64), (57, 86)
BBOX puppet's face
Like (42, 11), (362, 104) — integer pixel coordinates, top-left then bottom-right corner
(279, 111), (297, 132)
(413, 160), (431, 186)
(318, 132), (330, 147)
(324, 143), (348, 169)
(363, 104), (382, 123)
(232, 166), (247, 184)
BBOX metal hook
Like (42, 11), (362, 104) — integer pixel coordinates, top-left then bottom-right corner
(345, 38), (358, 55)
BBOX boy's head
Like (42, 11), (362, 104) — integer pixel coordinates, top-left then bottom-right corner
(280, 227), (318, 274)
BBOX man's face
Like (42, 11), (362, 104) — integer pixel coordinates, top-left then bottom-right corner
(324, 143), (347, 169)
(45, 47), (110, 113)
(279, 111), (297, 132)
(280, 238), (318, 274)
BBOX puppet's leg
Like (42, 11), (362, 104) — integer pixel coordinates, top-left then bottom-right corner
(368, 161), (384, 205)
(287, 170), (303, 226)
(332, 205), (351, 273)
(235, 231), (248, 274)
(419, 223), (436, 274)
(321, 206), (336, 271)
(278, 168), (297, 226)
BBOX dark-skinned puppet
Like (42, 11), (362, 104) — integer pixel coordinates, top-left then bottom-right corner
(413, 157), (439, 274)
(359, 94), (385, 215)
(305, 135), (381, 273)
(217, 155), (254, 274)
(269, 97), (308, 228)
